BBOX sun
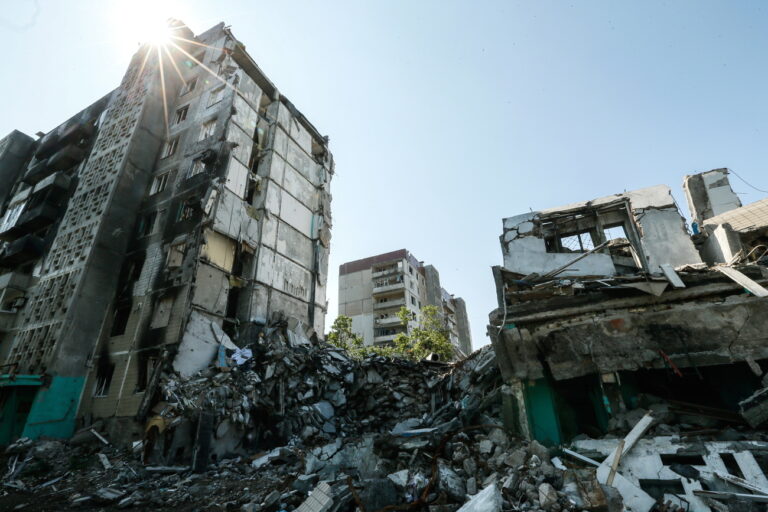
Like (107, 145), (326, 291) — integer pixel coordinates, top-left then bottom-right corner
(138, 19), (174, 47)
(113, 0), (186, 51)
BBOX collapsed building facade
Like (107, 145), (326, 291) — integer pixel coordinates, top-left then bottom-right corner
(338, 249), (472, 356)
(0, 21), (333, 445)
(489, 168), (768, 509)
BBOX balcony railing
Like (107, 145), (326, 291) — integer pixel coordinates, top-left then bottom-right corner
(372, 282), (405, 295)
(372, 266), (400, 279)
(375, 316), (401, 327)
(374, 334), (398, 344)
(373, 298), (406, 310)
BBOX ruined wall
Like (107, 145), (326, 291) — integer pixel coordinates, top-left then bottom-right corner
(500, 185), (701, 277)
(252, 98), (333, 335)
(684, 168), (742, 225)
(78, 24), (333, 428)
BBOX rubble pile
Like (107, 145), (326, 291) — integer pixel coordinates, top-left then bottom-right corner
(7, 321), (768, 511)
(157, 324), (450, 448)
(0, 324), (599, 512)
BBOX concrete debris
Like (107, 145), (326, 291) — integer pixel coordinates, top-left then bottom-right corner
(0, 334), (611, 512)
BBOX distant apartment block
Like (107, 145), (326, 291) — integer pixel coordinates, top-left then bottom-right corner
(338, 249), (471, 356)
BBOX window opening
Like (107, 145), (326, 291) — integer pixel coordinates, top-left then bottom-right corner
(161, 137), (179, 159)
(174, 105), (189, 124)
(189, 160), (206, 177)
(93, 361), (115, 397)
(199, 119), (216, 141)
(208, 87), (225, 107)
(180, 77), (198, 96)
(149, 172), (171, 195)
(559, 231), (595, 252)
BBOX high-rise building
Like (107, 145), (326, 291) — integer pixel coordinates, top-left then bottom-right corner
(338, 249), (471, 356)
(0, 21), (333, 443)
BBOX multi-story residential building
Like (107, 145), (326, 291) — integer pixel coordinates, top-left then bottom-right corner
(0, 20), (333, 444)
(338, 249), (471, 356)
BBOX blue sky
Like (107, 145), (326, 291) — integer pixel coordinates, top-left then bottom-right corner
(2, 1), (767, 349)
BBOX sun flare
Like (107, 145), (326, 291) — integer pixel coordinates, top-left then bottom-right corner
(114, 0), (185, 51)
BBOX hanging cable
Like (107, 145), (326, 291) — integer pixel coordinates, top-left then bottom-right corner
(729, 169), (768, 194)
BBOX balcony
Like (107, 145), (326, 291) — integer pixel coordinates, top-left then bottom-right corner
(372, 266), (400, 279)
(374, 334), (398, 344)
(0, 271), (33, 293)
(372, 282), (405, 295)
(375, 315), (401, 327)
(0, 311), (17, 332)
(0, 235), (44, 267)
(15, 202), (60, 232)
(373, 298), (406, 310)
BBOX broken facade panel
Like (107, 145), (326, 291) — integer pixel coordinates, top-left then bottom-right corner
(0, 20), (333, 444)
(490, 169), (768, 447)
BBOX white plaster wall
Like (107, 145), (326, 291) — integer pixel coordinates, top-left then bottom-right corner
(280, 193), (314, 238)
(635, 208), (702, 271)
(502, 236), (616, 276)
(702, 170), (742, 217)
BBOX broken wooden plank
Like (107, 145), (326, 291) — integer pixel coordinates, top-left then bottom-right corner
(716, 266), (768, 297)
(693, 489), (768, 503)
(660, 263), (686, 288)
(561, 448), (600, 467)
(715, 470), (768, 496)
(605, 439), (624, 486)
(600, 413), (654, 466)
(90, 429), (109, 445)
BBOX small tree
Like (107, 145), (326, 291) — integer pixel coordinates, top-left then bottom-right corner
(326, 315), (396, 359)
(392, 305), (455, 361)
(326, 315), (364, 352)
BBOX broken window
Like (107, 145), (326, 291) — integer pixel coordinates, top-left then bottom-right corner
(180, 77), (198, 96)
(137, 212), (157, 237)
(559, 231), (595, 252)
(174, 105), (189, 124)
(110, 303), (131, 336)
(176, 201), (196, 222)
(136, 353), (159, 393)
(160, 137), (179, 159)
(0, 201), (26, 233)
(603, 224), (628, 241)
(93, 361), (115, 397)
(199, 119), (216, 141)
(167, 242), (185, 268)
(189, 160), (206, 178)
(149, 171), (171, 195)
(208, 87), (225, 107)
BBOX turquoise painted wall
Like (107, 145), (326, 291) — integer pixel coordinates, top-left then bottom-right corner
(21, 376), (84, 440)
(524, 378), (563, 446)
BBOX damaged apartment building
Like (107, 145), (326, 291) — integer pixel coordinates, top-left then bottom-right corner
(338, 249), (472, 356)
(489, 168), (768, 510)
(0, 20), (333, 445)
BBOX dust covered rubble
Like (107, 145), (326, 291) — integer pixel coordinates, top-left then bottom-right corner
(0, 321), (595, 511)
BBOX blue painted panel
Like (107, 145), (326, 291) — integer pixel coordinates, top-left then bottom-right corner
(21, 376), (84, 440)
